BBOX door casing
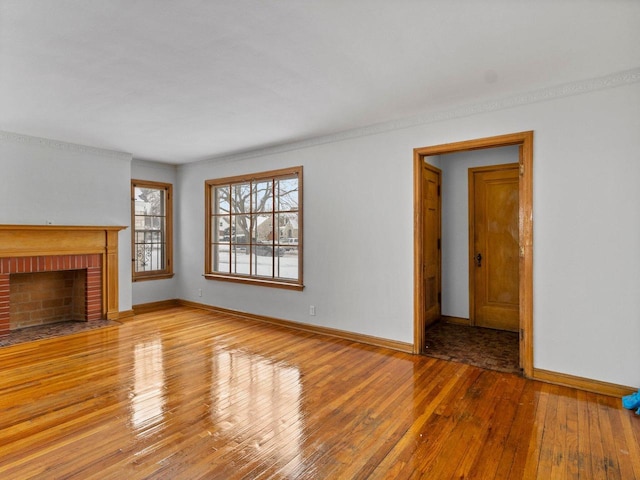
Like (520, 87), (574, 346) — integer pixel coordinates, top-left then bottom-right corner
(413, 131), (533, 377)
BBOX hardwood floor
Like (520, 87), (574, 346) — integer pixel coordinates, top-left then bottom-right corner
(0, 306), (638, 479)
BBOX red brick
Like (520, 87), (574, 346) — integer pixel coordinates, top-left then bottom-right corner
(87, 297), (102, 307)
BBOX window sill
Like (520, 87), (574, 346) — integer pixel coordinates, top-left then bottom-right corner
(133, 273), (175, 282)
(204, 273), (304, 291)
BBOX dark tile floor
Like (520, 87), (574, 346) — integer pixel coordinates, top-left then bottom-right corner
(424, 321), (521, 374)
(0, 320), (120, 348)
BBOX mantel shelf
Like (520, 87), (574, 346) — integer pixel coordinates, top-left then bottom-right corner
(0, 225), (126, 232)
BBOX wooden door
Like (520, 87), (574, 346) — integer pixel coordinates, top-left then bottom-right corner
(469, 163), (519, 331)
(423, 163), (441, 327)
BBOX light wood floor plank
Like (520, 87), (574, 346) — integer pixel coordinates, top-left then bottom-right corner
(0, 306), (638, 479)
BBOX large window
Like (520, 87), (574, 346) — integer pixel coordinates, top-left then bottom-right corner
(132, 180), (173, 281)
(205, 166), (303, 290)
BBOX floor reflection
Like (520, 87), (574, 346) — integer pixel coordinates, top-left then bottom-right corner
(210, 346), (303, 475)
(131, 337), (166, 434)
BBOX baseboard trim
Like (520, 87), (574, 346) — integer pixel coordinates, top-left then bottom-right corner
(178, 299), (414, 354)
(117, 310), (135, 321)
(441, 315), (470, 326)
(133, 299), (181, 315)
(533, 368), (637, 398)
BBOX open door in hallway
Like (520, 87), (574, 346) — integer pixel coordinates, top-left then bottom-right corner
(469, 163), (519, 332)
(423, 163), (441, 328)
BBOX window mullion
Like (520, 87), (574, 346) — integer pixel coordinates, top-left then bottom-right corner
(250, 179), (254, 277)
(271, 178), (276, 279)
(227, 183), (232, 275)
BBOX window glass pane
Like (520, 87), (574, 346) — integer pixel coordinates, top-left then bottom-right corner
(277, 213), (298, 244)
(212, 244), (229, 273)
(253, 180), (273, 213)
(232, 215), (251, 244)
(231, 248), (250, 275)
(135, 187), (165, 216)
(277, 177), (298, 212)
(231, 183), (251, 214)
(135, 234), (164, 271)
(253, 246), (274, 277)
(253, 214), (274, 244)
(212, 215), (230, 242)
(135, 243), (151, 272)
(280, 247), (299, 280)
(214, 185), (230, 214)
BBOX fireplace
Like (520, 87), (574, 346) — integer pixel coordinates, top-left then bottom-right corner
(0, 225), (125, 337)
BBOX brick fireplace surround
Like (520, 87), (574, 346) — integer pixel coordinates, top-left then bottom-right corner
(0, 225), (125, 337)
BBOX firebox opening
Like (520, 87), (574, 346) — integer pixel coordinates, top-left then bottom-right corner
(9, 270), (88, 330)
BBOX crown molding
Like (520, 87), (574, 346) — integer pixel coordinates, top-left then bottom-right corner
(193, 67), (640, 166)
(132, 158), (178, 172)
(0, 130), (131, 161)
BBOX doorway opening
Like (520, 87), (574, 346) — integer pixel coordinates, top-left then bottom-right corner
(413, 131), (533, 377)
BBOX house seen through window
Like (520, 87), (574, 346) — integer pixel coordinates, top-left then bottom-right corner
(205, 166), (303, 290)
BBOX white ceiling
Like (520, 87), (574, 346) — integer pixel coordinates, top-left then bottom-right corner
(1, 1), (639, 164)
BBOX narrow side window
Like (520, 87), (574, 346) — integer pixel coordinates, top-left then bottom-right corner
(132, 180), (174, 281)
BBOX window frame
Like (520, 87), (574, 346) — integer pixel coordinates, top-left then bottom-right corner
(131, 179), (174, 282)
(205, 166), (303, 290)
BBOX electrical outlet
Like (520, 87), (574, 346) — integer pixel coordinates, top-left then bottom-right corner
(198, 288), (202, 297)
(309, 305), (316, 316)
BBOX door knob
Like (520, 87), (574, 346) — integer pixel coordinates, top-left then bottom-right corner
(475, 253), (482, 267)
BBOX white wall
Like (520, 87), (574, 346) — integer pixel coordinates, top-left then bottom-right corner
(0, 132), (133, 312)
(131, 159), (179, 305)
(177, 80), (640, 388)
(435, 145), (520, 319)
(176, 138), (414, 342)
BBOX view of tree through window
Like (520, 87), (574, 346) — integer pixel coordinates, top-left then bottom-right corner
(205, 167), (302, 289)
(132, 180), (173, 280)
